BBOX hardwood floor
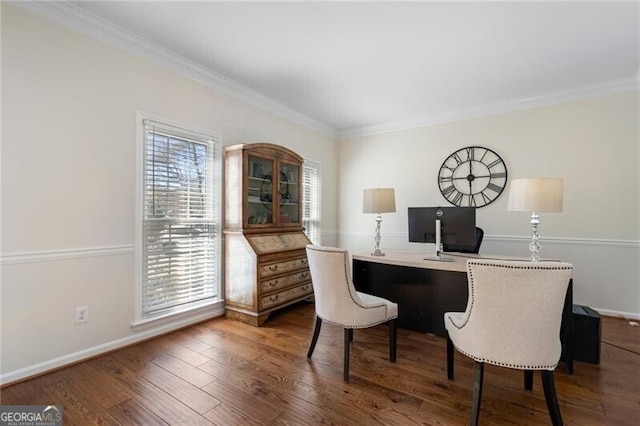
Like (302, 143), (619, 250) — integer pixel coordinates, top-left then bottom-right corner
(2, 302), (639, 425)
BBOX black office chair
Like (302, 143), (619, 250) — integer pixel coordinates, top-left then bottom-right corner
(443, 227), (484, 254)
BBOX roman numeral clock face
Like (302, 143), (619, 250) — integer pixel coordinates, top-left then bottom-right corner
(438, 146), (508, 207)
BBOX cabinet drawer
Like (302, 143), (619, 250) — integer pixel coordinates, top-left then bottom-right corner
(260, 257), (308, 278)
(260, 282), (313, 310)
(261, 269), (310, 293)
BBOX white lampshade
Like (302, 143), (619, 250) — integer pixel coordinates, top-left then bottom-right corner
(363, 188), (396, 214)
(508, 178), (563, 213)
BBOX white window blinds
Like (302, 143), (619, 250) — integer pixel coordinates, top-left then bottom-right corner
(142, 119), (220, 315)
(302, 161), (321, 245)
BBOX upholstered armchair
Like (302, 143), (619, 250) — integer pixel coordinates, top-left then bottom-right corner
(445, 259), (573, 426)
(305, 245), (398, 382)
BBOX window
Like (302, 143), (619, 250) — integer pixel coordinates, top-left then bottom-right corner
(136, 117), (221, 323)
(302, 161), (321, 245)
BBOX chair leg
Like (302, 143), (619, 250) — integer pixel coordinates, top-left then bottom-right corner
(524, 369), (534, 391)
(541, 370), (563, 426)
(470, 361), (484, 426)
(388, 319), (397, 362)
(343, 328), (352, 382)
(307, 315), (322, 358)
(446, 334), (454, 380)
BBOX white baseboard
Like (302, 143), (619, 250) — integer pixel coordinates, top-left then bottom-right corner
(0, 305), (225, 386)
(594, 308), (640, 321)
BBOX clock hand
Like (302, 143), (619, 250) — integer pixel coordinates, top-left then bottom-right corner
(452, 174), (493, 180)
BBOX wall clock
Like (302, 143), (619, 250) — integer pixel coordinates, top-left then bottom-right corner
(438, 146), (508, 207)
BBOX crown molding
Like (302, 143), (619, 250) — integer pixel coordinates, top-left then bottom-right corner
(16, 2), (638, 142)
(338, 74), (640, 139)
(16, 1), (337, 138)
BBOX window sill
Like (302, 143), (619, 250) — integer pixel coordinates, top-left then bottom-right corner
(131, 299), (225, 332)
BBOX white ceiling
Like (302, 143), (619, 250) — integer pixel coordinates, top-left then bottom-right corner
(42, 2), (640, 136)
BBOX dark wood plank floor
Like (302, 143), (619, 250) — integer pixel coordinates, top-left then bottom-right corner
(2, 302), (639, 425)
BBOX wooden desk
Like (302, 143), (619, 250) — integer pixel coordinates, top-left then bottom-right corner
(352, 251), (574, 374)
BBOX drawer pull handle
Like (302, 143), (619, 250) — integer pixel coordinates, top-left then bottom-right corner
(269, 295), (279, 302)
(301, 285), (309, 291)
(300, 259), (308, 265)
(301, 272), (309, 278)
(267, 280), (279, 287)
(268, 265), (278, 272)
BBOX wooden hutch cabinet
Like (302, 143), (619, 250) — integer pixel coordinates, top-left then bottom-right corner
(224, 143), (312, 326)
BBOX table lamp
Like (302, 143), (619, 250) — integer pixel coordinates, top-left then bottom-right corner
(507, 178), (563, 261)
(363, 188), (396, 256)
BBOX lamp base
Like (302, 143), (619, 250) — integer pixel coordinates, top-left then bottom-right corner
(529, 211), (541, 262)
(371, 214), (385, 256)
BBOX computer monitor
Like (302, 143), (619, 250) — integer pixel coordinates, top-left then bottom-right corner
(408, 207), (476, 260)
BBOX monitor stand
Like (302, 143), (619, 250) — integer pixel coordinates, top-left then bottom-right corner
(423, 219), (454, 262)
(424, 251), (454, 262)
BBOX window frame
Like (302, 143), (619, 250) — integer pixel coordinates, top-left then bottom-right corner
(302, 160), (321, 245)
(133, 112), (223, 329)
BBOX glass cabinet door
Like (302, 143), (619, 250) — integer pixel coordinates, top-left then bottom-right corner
(247, 155), (275, 226)
(277, 161), (300, 226)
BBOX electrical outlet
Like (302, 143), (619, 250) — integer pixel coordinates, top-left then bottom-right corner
(75, 306), (89, 325)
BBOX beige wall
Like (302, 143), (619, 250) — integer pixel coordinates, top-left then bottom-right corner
(339, 91), (640, 318)
(1, 5), (338, 380)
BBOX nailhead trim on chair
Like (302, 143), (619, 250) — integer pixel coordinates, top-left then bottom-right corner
(318, 316), (393, 329)
(467, 260), (573, 271)
(447, 259), (572, 370)
(453, 346), (558, 370)
(307, 246), (397, 329)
